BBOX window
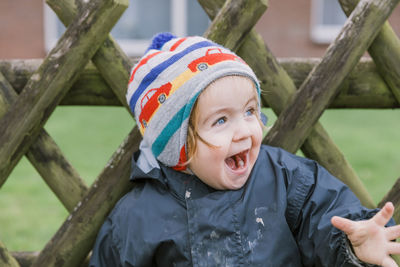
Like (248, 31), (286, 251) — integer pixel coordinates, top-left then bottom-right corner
(310, 0), (347, 44)
(44, 0), (210, 56)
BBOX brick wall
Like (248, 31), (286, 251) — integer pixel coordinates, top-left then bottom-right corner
(1, 0), (399, 59)
(255, 0), (327, 57)
(255, 0), (400, 57)
(0, 0), (45, 59)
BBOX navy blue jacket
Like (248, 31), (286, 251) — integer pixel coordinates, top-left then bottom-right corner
(90, 145), (381, 266)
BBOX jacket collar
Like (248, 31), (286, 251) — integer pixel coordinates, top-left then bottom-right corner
(130, 150), (217, 201)
(129, 150), (164, 183)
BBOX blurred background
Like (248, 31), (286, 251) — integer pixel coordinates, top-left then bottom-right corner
(2, 0), (400, 59)
(0, 0), (399, 252)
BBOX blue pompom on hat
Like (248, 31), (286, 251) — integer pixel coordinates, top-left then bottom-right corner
(145, 32), (177, 52)
(126, 33), (262, 171)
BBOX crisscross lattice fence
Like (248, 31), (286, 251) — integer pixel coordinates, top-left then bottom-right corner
(1, 0), (400, 266)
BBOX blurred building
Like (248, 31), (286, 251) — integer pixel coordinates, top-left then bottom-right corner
(1, 0), (400, 59)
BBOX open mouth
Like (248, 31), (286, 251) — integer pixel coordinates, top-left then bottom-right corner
(225, 150), (248, 171)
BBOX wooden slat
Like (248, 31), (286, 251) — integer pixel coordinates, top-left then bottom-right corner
(204, 0), (268, 51)
(279, 58), (397, 109)
(0, 58), (398, 109)
(26, 131), (88, 211)
(0, 241), (20, 267)
(11, 252), (38, 267)
(0, 0), (128, 186)
(338, 2), (400, 247)
(46, 0), (133, 113)
(264, 0), (400, 153)
(31, 126), (141, 267)
(340, 0), (400, 104)
(12, 251), (90, 267)
(0, 60), (121, 107)
(0, 71), (87, 212)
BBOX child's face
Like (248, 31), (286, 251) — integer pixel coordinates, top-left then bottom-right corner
(188, 76), (263, 190)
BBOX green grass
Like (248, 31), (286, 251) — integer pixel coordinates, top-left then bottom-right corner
(0, 106), (399, 251)
(319, 109), (400, 202)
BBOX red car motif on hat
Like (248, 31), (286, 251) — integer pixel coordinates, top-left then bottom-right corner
(139, 82), (172, 131)
(138, 48), (246, 133)
(188, 48), (245, 72)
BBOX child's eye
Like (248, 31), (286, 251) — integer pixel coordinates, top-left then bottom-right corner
(245, 107), (256, 117)
(213, 117), (227, 126)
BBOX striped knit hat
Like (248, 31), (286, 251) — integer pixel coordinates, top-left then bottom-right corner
(126, 33), (261, 171)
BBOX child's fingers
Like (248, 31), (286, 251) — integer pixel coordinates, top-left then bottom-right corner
(381, 256), (399, 267)
(331, 216), (356, 235)
(387, 241), (400, 255)
(373, 202), (395, 227)
(386, 224), (400, 241)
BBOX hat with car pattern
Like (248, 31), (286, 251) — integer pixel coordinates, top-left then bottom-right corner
(126, 32), (261, 170)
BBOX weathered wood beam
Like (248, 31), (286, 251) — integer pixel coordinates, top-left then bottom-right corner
(46, 0), (133, 113)
(31, 127), (141, 267)
(339, 0), (400, 104)
(339, 0), (400, 229)
(279, 58), (397, 109)
(0, 0), (128, 186)
(203, 0), (268, 51)
(263, 0), (399, 154)
(11, 252), (38, 267)
(27, 131), (89, 212)
(11, 251), (90, 267)
(198, 0), (224, 19)
(379, 177), (400, 222)
(0, 70), (87, 212)
(0, 60), (121, 107)
(0, 241), (20, 267)
(199, 0), (375, 208)
(1, 58), (397, 109)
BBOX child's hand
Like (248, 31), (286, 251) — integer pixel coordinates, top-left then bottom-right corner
(331, 202), (400, 267)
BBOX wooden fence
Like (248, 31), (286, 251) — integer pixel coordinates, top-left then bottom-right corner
(0, 0), (400, 265)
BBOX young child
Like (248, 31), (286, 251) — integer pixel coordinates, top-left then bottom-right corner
(90, 33), (400, 266)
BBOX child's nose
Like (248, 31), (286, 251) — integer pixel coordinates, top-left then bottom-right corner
(232, 119), (252, 141)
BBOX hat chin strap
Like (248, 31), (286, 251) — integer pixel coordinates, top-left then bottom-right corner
(137, 140), (160, 173)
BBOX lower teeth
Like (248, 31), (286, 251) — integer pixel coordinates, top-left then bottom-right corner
(238, 160), (244, 167)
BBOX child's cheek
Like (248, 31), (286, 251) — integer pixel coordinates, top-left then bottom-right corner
(253, 123), (263, 143)
(204, 131), (231, 147)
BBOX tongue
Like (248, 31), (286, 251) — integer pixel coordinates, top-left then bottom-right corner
(225, 157), (236, 169)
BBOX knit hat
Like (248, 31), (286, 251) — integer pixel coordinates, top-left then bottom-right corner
(126, 33), (261, 171)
